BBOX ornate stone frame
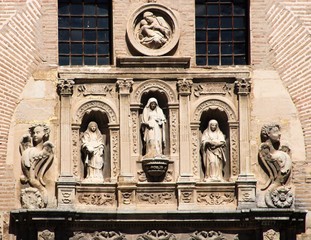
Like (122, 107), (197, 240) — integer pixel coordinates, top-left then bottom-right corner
(72, 100), (119, 181)
(191, 97), (239, 180)
(126, 3), (180, 56)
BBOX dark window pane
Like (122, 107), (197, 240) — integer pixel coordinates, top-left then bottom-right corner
(234, 17), (245, 28)
(207, 18), (219, 28)
(196, 31), (206, 41)
(98, 57), (110, 65)
(208, 44), (219, 54)
(222, 56), (233, 65)
(70, 4), (83, 15)
(196, 4), (206, 15)
(59, 56), (69, 65)
(98, 30), (110, 41)
(84, 4), (96, 15)
(71, 56), (83, 65)
(208, 57), (219, 65)
(84, 30), (96, 41)
(71, 0), (82, 3)
(234, 3), (246, 15)
(71, 43), (83, 54)
(59, 4), (69, 15)
(234, 43), (246, 54)
(196, 17), (206, 29)
(207, 4), (219, 15)
(59, 29), (69, 40)
(84, 17), (96, 28)
(221, 43), (232, 54)
(71, 30), (82, 41)
(98, 4), (109, 16)
(84, 44), (96, 54)
(196, 57), (207, 65)
(59, 43), (69, 54)
(221, 30), (232, 41)
(98, 18), (109, 28)
(98, 43), (110, 54)
(196, 43), (207, 55)
(84, 0), (95, 3)
(234, 30), (245, 41)
(85, 57), (96, 65)
(220, 4), (232, 15)
(208, 31), (219, 41)
(59, 17), (69, 28)
(221, 17), (232, 28)
(234, 56), (246, 65)
(71, 17), (83, 28)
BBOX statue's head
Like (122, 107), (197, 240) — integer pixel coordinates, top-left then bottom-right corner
(143, 11), (154, 23)
(88, 121), (98, 132)
(29, 124), (50, 145)
(208, 119), (218, 132)
(261, 123), (281, 143)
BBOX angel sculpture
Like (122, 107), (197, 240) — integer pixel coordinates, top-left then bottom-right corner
(259, 123), (292, 190)
(20, 124), (54, 207)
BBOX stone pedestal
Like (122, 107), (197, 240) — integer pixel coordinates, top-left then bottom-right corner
(236, 175), (257, 209)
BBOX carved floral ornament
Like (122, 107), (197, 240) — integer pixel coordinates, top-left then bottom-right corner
(127, 4), (180, 56)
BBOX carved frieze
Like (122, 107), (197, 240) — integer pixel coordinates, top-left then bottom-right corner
(77, 84), (114, 97)
(72, 128), (80, 178)
(121, 191), (132, 205)
(131, 111), (139, 154)
(38, 230), (55, 240)
(193, 83), (232, 97)
(191, 128), (200, 178)
(181, 191), (193, 204)
(230, 127), (239, 177)
(170, 109), (178, 154)
(189, 231), (239, 240)
(60, 189), (74, 205)
(137, 230), (177, 240)
(78, 193), (115, 206)
(126, 4), (180, 56)
(70, 231), (126, 240)
(138, 192), (174, 204)
(111, 130), (119, 178)
(197, 192), (234, 205)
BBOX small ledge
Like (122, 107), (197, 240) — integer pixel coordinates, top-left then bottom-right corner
(116, 56), (191, 68)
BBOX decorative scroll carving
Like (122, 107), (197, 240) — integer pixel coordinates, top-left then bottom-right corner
(127, 4), (180, 56)
(57, 79), (74, 96)
(111, 131), (119, 178)
(193, 100), (236, 122)
(181, 191), (193, 204)
(230, 127), (239, 176)
(137, 230), (177, 240)
(117, 78), (134, 94)
(197, 193), (234, 205)
(38, 230), (55, 240)
(75, 101), (117, 124)
(191, 129), (200, 177)
(121, 191), (132, 205)
(190, 231), (239, 240)
(170, 109), (178, 154)
(72, 128), (80, 177)
(134, 80), (176, 103)
(234, 78), (251, 96)
(61, 190), (73, 204)
(138, 192), (174, 204)
(177, 78), (193, 95)
(70, 231), (126, 240)
(78, 193), (114, 206)
(131, 111), (139, 154)
(77, 84), (113, 96)
(259, 123), (293, 208)
(263, 229), (280, 240)
(193, 83), (232, 97)
(19, 124), (54, 208)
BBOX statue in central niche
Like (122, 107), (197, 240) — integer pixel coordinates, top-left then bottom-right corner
(141, 98), (166, 158)
(201, 119), (226, 182)
(81, 121), (105, 182)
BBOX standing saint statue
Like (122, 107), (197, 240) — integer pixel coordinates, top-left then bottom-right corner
(141, 98), (166, 158)
(201, 119), (226, 182)
(81, 121), (105, 182)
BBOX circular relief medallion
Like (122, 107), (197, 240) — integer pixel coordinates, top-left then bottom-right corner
(127, 4), (180, 56)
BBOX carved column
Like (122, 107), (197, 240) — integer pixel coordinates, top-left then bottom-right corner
(56, 79), (76, 208)
(177, 78), (195, 210)
(117, 79), (136, 209)
(235, 78), (256, 209)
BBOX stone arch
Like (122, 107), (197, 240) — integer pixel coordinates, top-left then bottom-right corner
(132, 79), (177, 104)
(73, 100), (118, 125)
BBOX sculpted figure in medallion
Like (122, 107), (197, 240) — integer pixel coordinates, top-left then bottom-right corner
(201, 119), (226, 182)
(259, 123), (293, 208)
(141, 98), (166, 158)
(81, 121), (106, 182)
(139, 11), (171, 49)
(20, 124), (54, 208)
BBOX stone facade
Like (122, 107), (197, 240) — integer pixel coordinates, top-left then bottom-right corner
(0, 0), (311, 239)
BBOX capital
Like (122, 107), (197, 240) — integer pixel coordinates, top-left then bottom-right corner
(234, 78), (251, 96)
(177, 78), (193, 95)
(117, 78), (134, 94)
(57, 79), (75, 96)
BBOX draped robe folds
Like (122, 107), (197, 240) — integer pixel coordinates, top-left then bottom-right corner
(201, 121), (226, 181)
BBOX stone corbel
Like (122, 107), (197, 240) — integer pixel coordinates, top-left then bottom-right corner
(234, 78), (251, 96)
(177, 78), (193, 96)
(117, 78), (134, 95)
(57, 79), (75, 96)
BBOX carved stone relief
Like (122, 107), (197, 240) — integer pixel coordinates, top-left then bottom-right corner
(230, 126), (239, 177)
(70, 231), (126, 240)
(259, 123), (294, 208)
(127, 4), (180, 56)
(38, 230), (55, 240)
(77, 84), (114, 97)
(189, 231), (239, 240)
(19, 124), (54, 209)
(72, 127), (80, 178)
(137, 230), (177, 240)
(170, 109), (178, 154)
(191, 128), (200, 178)
(131, 110), (139, 154)
(263, 229), (280, 240)
(78, 193), (114, 206)
(137, 192), (174, 204)
(197, 192), (234, 205)
(111, 130), (119, 179)
(193, 83), (233, 98)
